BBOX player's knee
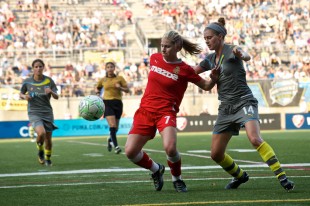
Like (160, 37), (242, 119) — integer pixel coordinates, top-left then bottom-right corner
(249, 136), (263, 148)
(165, 146), (177, 157)
(211, 151), (223, 163)
(37, 132), (46, 139)
(124, 145), (135, 159)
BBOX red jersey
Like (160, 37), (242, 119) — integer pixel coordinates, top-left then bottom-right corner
(140, 53), (202, 114)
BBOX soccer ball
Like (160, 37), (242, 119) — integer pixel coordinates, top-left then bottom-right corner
(79, 95), (105, 121)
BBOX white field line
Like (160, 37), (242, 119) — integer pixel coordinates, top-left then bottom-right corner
(123, 198), (310, 206)
(1, 175), (310, 189)
(68, 140), (295, 164)
(1, 163), (310, 178)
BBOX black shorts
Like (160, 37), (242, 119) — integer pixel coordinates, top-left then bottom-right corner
(103, 99), (123, 119)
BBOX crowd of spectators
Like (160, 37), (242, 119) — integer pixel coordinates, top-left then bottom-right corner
(0, 0), (309, 98)
(0, 0), (132, 94)
(144, 0), (309, 79)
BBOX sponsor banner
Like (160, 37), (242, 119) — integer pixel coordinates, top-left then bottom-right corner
(53, 118), (132, 137)
(176, 116), (217, 132)
(0, 99), (28, 111)
(259, 113), (281, 130)
(0, 121), (30, 138)
(285, 113), (310, 129)
(84, 50), (124, 65)
(248, 80), (304, 107)
(176, 114), (281, 132)
(0, 88), (28, 111)
(0, 118), (133, 139)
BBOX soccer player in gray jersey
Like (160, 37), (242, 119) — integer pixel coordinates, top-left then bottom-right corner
(20, 59), (59, 166)
(195, 18), (294, 191)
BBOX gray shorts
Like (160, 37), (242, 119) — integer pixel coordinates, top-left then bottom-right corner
(32, 120), (58, 132)
(29, 114), (58, 133)
(213, 98), (259, 135)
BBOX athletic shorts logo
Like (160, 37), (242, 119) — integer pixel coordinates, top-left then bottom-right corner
(292, 114), (304, 128)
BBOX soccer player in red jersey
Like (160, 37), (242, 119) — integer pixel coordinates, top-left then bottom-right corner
(125, 30), (219, 192)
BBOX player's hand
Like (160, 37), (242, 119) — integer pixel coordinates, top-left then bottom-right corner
(45, 87), (52, 94)
(24, 94), (32, 101)
(209, 66), (221, 83)
(233, 47), (244, 59)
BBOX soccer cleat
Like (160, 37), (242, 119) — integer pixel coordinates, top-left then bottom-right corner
(150, 164), (165, 191)
(225, 172), (249, 189)
(173, 179), (188, 192)
(107, 137), (112, 152)
(38, 150), (45, 164)
(45, 160), (52, 166)
(280, 178), (295, 191)
(115, 146), (122, 154)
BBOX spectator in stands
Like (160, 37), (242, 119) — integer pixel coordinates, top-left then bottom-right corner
(96, 61), (129, 154)
(85, 60), (95, 78)
(125, 30), (218, 193)
(19, 59), (59, 166)
(124, 7), (133, 24)
(195, 17), (295, 191)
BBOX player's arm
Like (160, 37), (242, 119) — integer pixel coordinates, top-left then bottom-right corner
(46, 81), (59, 100)
(51, 90), (59, 99)
(195, 78), (216, 91)
(116, 77), (130, 93)
(20, 83), (31, 101)
(96, 79), (103, 96)
(20, 92), (32, 101)
(48, 89), (59, 99)
(194, 58), (213, 74)
(233, 46), (251, 61)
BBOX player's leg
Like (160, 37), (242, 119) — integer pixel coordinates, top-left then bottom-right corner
(211, 132), (249, 189)
(126, 133), (165, 190)
(33, 121), (46, 164)
(160, 126), (187, 192)
(125, 108), (164, 191)
(105, 115), (121, 153)
(113, 102), (123, 154)
(42, 121), (55, 166)
(44, 131), (53, 166)
(245, 120), (295, 191)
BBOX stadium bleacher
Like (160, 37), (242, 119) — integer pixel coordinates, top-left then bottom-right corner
(0, 0), (309, 97)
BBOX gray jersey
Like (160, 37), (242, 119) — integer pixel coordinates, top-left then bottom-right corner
(20, 75), (58, 123)
(206, 44), (253, 103)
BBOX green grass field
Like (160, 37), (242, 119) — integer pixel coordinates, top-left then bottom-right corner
(0, 131), (309, 206)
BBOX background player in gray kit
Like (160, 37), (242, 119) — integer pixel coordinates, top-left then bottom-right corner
(20, 59), (59, 166)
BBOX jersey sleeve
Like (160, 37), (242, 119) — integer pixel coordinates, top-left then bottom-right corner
(119, 76), (128, 87)
(96, 78), (103, 89)
(50, 78), (58, 93)
(186, 65), (203, 83)
(199, 57), (213, 71)
(20, 82), (27, 94)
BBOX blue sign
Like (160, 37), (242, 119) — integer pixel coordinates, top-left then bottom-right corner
(285, 113), (310, 129)
(0, 121), (29, 138)
(53, 118), (133, 137)
(0, 118), (133, 139)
